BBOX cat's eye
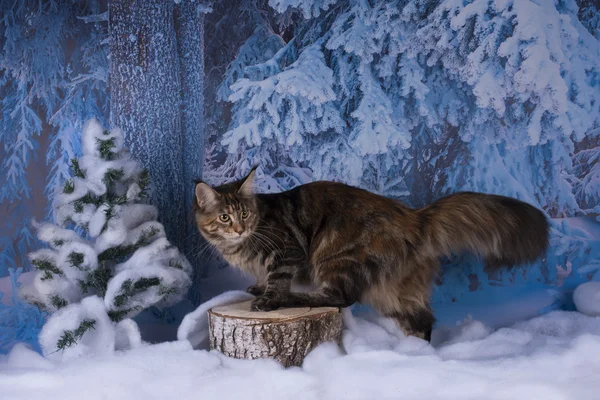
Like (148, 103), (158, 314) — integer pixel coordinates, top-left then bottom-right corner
(218, 214), (230, 222)
(241, 210), (249, 219)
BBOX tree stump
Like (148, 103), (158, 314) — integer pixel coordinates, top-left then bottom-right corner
(208, 300), (342, 367)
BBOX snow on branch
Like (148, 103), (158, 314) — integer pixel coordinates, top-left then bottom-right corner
(223, 43), (344, 151)
(269, 0), (341, 19)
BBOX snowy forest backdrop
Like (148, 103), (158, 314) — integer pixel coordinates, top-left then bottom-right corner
(1, 0), (600, 335)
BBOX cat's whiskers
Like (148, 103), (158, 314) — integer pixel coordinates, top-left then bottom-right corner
(189, 239), (223, 265)
(251, 230), (282, 255)
(248, 235), (263, 259)
(256, 224), (289, 238)
(257, 224), (293, 249)
(184, 239), (210, 258)
(249, 233), (277, 258)
(255, 225), (287, 246)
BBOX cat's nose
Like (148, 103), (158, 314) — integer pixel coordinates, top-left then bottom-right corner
(233, 225), (244, 235)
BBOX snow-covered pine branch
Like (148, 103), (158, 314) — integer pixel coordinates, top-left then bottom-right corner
(0, 0), (110, 274)
(222, 41), (346, 191)
(206, 0), (599, 303)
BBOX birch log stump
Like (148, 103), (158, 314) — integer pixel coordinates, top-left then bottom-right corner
(208, 300), (343, 367)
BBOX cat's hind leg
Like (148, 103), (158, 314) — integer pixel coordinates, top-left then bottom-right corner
(362, 263), (436, 342)
(386, 304), (435, 342)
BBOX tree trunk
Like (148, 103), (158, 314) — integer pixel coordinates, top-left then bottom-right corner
(174, 0), (209, 306)
(109, 0), (149, 166)
(208, 300), (343, 367)
(144, 1), (185, 251)
(109, 0), (187, 260)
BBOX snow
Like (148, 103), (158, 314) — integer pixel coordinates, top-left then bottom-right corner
(22, 269), (83, 309)
(38, 296), (115, 362)
(224, 43), (344, 152)
(1, 1), (599, 395)
(573, 282), (600, 317)
(81, 119), (122, 158)
(114, 318), (142, 351)
(104, 264), (191, 315)
(268, 0), (340, 19)
(177, 290), (254, 349)
(2, 301), (600, 399)
(56, 242), (99, 282)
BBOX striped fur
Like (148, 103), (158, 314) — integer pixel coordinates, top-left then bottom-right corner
(193, 169), (550, 341)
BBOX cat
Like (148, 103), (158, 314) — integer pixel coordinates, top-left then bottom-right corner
(193, 168), (549, 342)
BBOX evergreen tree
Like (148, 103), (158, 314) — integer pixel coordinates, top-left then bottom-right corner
(207, 0), (600, 303)
(573, 134), (600, 216)
(0, 0), (109, 276)
(573, 0), (600, 216)
(216, 0), (599, 206)
(20, 119), (192, 357)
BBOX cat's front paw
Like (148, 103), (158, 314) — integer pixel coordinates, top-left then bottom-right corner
(251, 295), (281, 312)
(246, 284), (265, 296)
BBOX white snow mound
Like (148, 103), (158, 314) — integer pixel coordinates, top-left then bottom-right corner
(177, 290), (255, 349)
(574, 281), (600, 317)
(38, 296), (116, 362)
(2, 307), (600, 400)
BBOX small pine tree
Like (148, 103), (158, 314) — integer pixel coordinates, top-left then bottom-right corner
(20, 119), (192, 356)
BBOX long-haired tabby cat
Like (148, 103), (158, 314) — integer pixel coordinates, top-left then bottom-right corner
(194, 168), (549, 341)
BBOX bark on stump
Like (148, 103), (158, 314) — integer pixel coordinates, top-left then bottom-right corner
(208, 300), (342, 367)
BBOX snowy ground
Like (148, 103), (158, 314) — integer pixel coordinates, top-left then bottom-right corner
(1, 215), (599, 399)
(1, 308), (600, 400)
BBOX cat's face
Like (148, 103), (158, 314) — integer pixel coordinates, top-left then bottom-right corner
(194, 169), (259, 245)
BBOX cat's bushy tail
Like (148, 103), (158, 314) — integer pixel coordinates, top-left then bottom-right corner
(416, 192), (550, 271)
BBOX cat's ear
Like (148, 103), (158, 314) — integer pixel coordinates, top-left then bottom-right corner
(238, 166), (257, 197)
(195, 182), (220, 209)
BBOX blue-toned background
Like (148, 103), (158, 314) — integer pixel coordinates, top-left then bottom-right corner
(1, 0), (599, 352)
